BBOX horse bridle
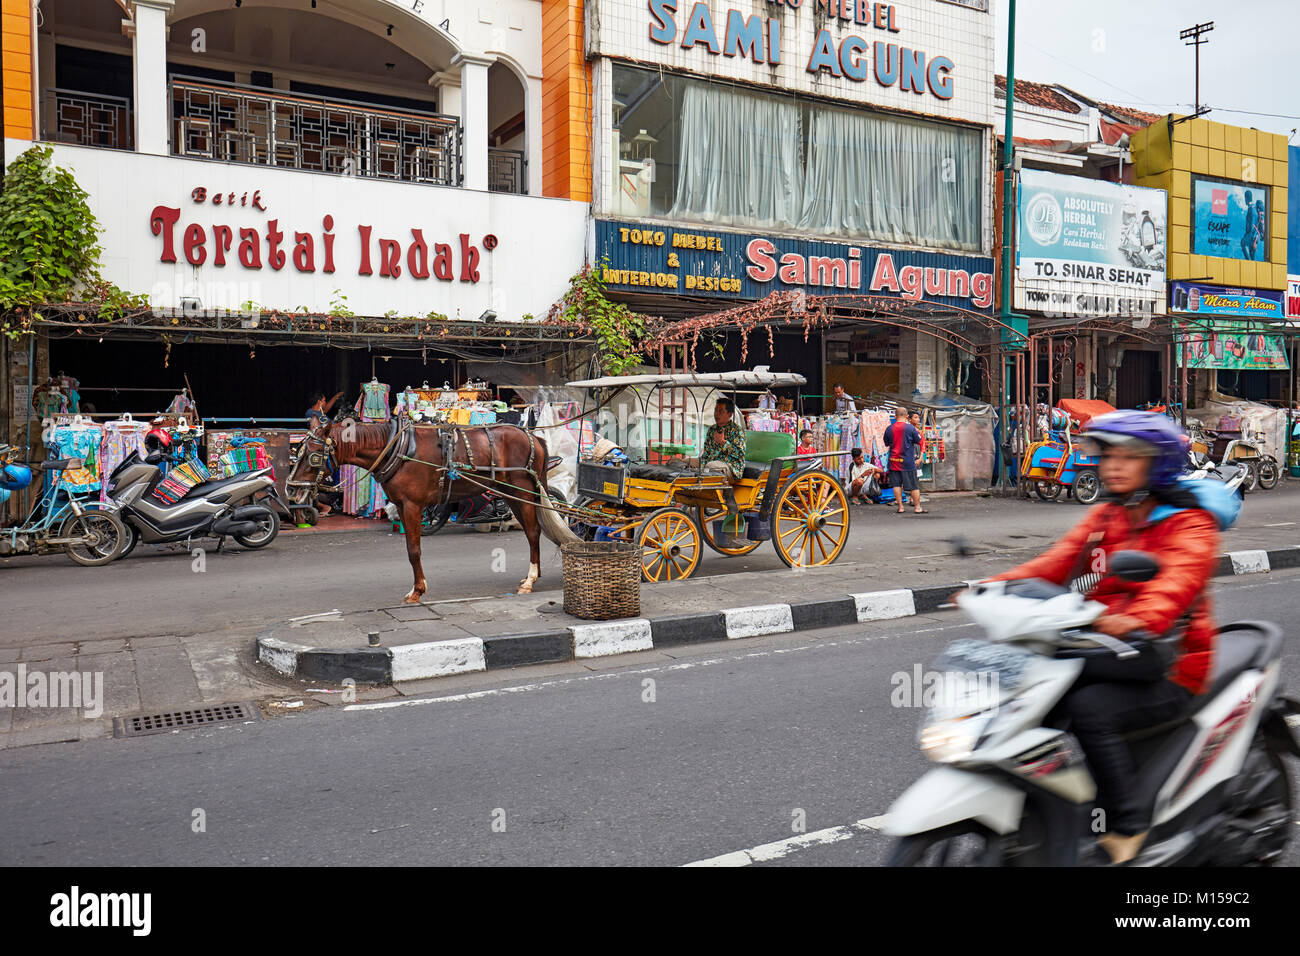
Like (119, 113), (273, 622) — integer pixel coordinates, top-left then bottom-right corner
(287, 429), (339, 503)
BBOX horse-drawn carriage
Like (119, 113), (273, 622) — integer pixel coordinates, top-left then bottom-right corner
(564, 371), (852, 581)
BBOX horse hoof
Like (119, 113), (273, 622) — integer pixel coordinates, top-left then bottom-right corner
(404, 592), (421, 604)
(517, 584), (533, 594)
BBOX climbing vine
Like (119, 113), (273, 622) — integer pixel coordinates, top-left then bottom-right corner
(545, 259), (657, 375)
(0, 145), (147, 338)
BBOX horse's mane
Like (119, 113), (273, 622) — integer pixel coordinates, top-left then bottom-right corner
(332, 420), (392, 461)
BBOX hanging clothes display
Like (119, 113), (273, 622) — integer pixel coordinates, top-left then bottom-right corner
(49, 420), (103, 494)
(98, 415), (149, 501)
(354, 381), (392, 422)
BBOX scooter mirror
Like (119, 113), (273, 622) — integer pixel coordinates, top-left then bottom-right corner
(1109, 550), (1159, 583)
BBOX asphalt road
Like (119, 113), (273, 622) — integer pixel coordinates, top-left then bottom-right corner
(4, 483), (1300, 645)
(2, 567), (1297, 866)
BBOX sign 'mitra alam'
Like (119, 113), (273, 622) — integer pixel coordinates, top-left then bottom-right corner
(647, 1), (957, 99)
(595, 219), (994, 311)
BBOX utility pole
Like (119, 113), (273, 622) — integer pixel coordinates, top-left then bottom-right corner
(997, 0), (1028, 491)
(1179, 21), (1214, 114)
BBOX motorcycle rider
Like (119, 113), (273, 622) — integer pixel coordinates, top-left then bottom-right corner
(979, 411), (1238, 864)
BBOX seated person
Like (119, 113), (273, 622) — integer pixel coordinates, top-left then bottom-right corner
(847, 448), (884, 504)
(675, 398), (746, 512)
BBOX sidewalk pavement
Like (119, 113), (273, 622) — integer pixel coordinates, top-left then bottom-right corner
(257, 542), (1300, 685)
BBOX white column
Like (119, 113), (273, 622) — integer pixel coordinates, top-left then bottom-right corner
(524, 76), (541, 196)
(131, 0), (174, 155)
(452, 52), (493, 191)
(430, 70), (461, 119)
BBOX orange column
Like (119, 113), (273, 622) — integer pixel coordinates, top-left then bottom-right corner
(541, 0), (590, 202)
(2, 0), (34, 140)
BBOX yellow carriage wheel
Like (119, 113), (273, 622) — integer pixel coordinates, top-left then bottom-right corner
(636, 507), (702, 582)
(696, 506), (762, 556)
(772, 469), (850, 568)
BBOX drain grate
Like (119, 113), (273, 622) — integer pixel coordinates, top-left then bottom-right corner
(113, 702), (261, 738)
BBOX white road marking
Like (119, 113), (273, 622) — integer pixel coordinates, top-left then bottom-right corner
(683, 814), (891, 867)
(1263, 522), (1295, 527)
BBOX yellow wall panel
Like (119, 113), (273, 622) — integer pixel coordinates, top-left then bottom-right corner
(1240, 128), (1257, 155)
(1222, 260), (1240, 285)
(1171, 201), (1190, 227)
(1189, 120), (1208, 147)
(1170, 252), (1190, 277)
(1272, 264), (1286, 289)
(1208, 123), (1224, 150)
(1273, 210), (1288, 240)
(1172, 170), (1191, 198)
(1170, 229), (1188, 254)
(1224, 126), (1240, 152)
(1172, 141), (1190, 170)
(1191, 146), (1209, 175)
(1208, 150), (1224, 177)
(1272, 238), (1286, 264)
(1273, 135), (1288, 162)
(1189, 254), (1205, 278)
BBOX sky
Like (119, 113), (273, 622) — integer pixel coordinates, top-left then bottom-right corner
(991, 0), (1299, 140)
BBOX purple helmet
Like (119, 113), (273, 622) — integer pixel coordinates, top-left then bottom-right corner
(1080, 410), (1188, 489)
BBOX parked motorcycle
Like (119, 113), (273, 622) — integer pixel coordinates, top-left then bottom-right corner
(883, 553), (1299, 866)
(105, 451), (284, 556)
(1188, 424), (1279, 492)
(1184, 457), (1250, 499)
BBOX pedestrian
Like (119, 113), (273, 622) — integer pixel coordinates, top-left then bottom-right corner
(883, 408), (926, 514)
(796, 429), (817, 456)
(847, 448), (884, 505)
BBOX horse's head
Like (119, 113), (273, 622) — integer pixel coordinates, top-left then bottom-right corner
(286, 419), (340, 506)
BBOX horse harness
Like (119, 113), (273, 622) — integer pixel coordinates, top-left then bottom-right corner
(290, 419), (537, 510)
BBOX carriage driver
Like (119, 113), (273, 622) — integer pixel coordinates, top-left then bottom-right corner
(676, 397), (746, 514)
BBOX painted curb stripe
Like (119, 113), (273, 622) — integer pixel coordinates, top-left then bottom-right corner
(257, 636), (301, 677)
(722, 604), (794, 639)
(390, 637), (487, 681)
(851, 589), (916, 622)
(1228, 550), (1270, 575)
(482, 630), (573, 669)
(570, 619), (654, 658)
(1265, 547), (1300, 570)
(650, 613), (728, 646)
(789, 598), (858, 630)
(298, 647), (392, 684)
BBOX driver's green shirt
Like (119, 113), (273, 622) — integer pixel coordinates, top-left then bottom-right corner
(700, 420), (747, 480)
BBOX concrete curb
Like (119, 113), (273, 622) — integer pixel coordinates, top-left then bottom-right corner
(256, 545), (1300, 684)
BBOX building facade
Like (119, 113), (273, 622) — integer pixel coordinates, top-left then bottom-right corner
(1131, 117), (1292, 404)
(580, 0), (998, 402)
(2, 0), (594, 438)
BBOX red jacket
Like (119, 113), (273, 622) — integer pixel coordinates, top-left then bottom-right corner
(987, 502), (1219, 695)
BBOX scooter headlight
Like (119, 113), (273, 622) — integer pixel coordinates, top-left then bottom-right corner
(920, 715), (982, 763)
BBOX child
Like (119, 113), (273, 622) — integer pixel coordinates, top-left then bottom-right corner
(796, 429), (817, 456)
(848, 448), (883, 504)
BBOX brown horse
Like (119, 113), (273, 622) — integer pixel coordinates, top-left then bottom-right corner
(286, 418), (560, 603)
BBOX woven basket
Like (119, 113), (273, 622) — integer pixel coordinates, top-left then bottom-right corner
(562, 541), (641, 620)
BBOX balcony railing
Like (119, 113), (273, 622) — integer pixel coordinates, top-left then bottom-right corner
(488, 147), (525, 194)
(169, 77), (462, 186)
(41, 88), (132, 151)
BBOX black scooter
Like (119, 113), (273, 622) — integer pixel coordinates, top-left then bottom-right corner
(105, 451), (285, 556)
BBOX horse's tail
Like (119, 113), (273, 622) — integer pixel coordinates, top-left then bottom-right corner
(530, 429), (580, 546)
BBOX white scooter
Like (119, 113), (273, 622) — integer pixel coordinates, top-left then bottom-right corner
(884, 553), (1300, 866)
